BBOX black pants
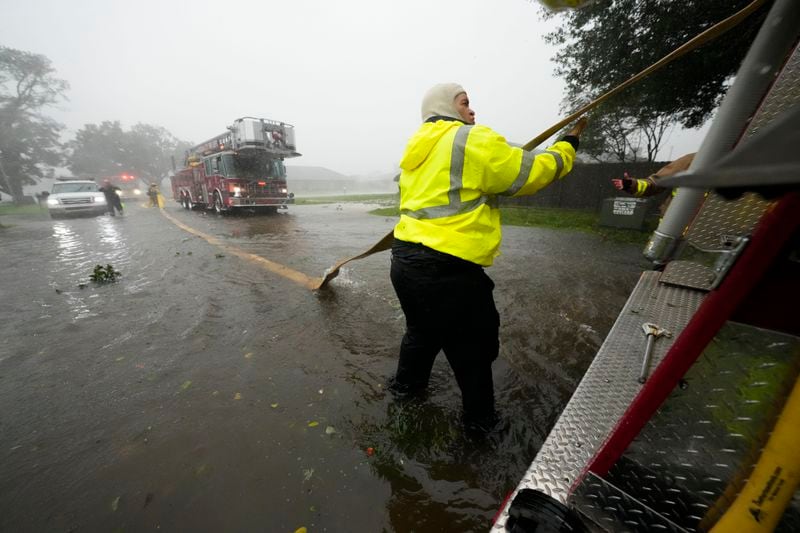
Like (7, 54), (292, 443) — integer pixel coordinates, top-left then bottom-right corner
(390, 240), (499, 424)
(105, 194), (123, 215)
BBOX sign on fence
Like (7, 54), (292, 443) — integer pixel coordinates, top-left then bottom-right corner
(599, 197), (650, 230)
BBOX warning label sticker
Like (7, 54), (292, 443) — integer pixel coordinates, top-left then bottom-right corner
(612, 199), (637, 216)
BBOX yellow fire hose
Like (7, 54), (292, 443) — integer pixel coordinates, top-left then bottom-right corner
(314, 0), (767, 290)
(710, 376), (800, 532)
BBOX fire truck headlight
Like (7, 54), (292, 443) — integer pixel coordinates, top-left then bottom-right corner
(133, 188), (141, 195)
(233, 186), (241, 197)
(115, 190), (122, 197)
(280, 187), (288, 194)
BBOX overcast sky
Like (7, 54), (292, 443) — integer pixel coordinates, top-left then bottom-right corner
(2, 0), (705, 176)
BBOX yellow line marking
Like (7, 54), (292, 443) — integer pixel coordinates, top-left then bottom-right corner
(160, 208), (322, 290)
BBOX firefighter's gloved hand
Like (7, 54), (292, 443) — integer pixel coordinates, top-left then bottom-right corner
(612, 172), (637, 194)
(566, 116), (588, 138)
(559, 117), (588, 151)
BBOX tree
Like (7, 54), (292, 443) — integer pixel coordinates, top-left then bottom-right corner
(126, 123), (188, 183)
(574, 106), (641, 163)
(67, 121), (189, 186)
(543, 0), (769, 161)
(66, 121), (129, 178)
(575, 96), (674, 163)
(0, 46), (68, 203)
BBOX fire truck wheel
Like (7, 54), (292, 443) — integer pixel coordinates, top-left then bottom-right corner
(182, 194), (191, 210)
(213, 192), (224, 214)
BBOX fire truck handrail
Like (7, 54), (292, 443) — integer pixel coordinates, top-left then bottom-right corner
(236, 116), (294, 129)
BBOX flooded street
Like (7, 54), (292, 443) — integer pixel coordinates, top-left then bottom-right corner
(0, 202), (645, 532)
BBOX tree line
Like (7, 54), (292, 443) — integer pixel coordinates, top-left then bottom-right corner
(0, 45), (191, 204)
(541, 0), (768, 162)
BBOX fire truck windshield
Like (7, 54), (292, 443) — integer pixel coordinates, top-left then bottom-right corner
(223, 154), (286, 180)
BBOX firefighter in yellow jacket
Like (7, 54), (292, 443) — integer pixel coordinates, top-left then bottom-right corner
(390, 83), (587, 432)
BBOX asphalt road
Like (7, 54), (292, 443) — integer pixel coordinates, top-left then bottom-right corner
(0, 201), (646, 532)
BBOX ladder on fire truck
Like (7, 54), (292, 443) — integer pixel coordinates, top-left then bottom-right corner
(186, 117), (301, 163)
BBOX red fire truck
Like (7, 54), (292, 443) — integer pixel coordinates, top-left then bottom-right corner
(170, 117), (300, 214)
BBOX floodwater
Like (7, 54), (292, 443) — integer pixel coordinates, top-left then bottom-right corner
(0, 201), (646, 532)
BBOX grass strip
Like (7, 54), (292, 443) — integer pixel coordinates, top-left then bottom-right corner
(368, 205), (655, 245)
(0, 204), (47, 216)
(295, 193), (396, 205)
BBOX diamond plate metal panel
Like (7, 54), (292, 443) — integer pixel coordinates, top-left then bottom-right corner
(683, 192), (770, 252)
(492, 273), (704, 531)
(659, 261), (716, 291)
(571, 473), (687, 533)
(744, 41), (800, 139)
(664, 40), (800, 288)
(604, 322), (800, 531)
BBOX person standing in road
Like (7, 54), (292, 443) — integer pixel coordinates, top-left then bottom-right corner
(99, 179), (124, 216)
(389, 82), (587, 433)
(147, 182), (160, 208)
(36, 190), (49, 208)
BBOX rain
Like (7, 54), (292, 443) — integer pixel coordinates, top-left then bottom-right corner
(1, 1), (717, 531)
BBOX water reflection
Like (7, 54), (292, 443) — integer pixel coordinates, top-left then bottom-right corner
(49, 217), (132, 321)
(97, 215), (123, 247)
(353, 396), (507, 531)
(50, 221), (92, 321)
(52, 221), (81, 262)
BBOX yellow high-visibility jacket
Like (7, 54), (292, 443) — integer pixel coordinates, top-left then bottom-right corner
(394, 119), (576, 266)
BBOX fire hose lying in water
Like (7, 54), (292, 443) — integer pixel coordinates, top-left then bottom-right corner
(314, 0), (769, 291)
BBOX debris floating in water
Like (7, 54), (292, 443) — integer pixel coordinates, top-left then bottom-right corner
(89, 264), (120, 283)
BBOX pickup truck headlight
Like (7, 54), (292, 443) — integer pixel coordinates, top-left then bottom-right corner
(47, 197), (59, 206)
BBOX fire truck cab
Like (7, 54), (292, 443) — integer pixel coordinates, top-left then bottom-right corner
(171, 117), (300, 214)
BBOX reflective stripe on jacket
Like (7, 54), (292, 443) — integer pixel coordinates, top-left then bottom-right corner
(634, 178), (656, 196)
(394, 119), (576, 266)
(631, 176), (674, 198)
